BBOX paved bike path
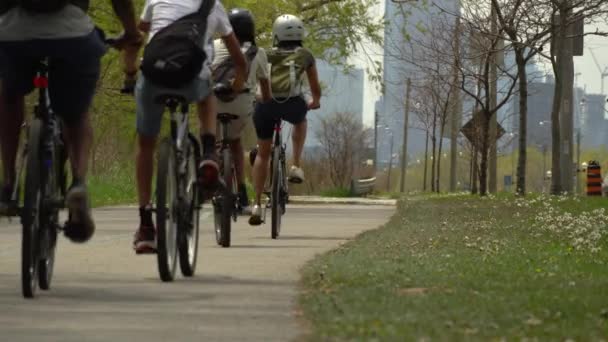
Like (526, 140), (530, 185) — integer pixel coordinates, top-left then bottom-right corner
(0, 204), (393, 341)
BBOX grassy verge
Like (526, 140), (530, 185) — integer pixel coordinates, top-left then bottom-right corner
(89, 168), (137, 207)
(300, 194), (608, 340)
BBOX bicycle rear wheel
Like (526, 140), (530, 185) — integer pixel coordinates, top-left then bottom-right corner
(21, 119), (43, 298)
(156, 138), (178, 282)
(179, 138), (200, 277)
(39, 135), (64, 290)
(214, 150), (233, 247)
(270, 147), (282, 239)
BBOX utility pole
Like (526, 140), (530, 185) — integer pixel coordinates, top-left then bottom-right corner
(489, 3), (498, 194)
(386, 134), (394, 192)
(374, 110), (378, 173)
(560, 4), (574, 193)
(400, 78), (411, 193)
(449, 15), (461, 193)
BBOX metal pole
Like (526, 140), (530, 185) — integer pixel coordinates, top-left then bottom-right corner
(374, 111), (378, 173)
(387, 135), (394, 192)
(400, 79), (411, 193)
(576, 129), (581, 193)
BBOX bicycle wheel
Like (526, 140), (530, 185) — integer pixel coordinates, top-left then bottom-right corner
(156, 138), (178, 282)
(21, 119), (43, 298)
(270, 146), (282, 239)
(179, 139), (200, 277)
(39, 136), (63, 290)
(214, 150), (232, 247)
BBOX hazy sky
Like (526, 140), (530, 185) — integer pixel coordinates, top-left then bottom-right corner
(572, 22), (608, 95)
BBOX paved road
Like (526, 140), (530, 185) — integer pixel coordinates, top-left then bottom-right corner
(0, 204), (393, 342)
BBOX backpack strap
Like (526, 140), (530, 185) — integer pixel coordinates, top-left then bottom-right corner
(197, 0), (215, 20)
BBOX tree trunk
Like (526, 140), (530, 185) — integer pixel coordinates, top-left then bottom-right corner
(515, 47), (528, 196)
(472, 146), (479, 195)
(479, 112), (491, 196)
(550, 10), (565, 195)
(423, 130), (430, 191)
(431, 112), (438, 192)
(437, 124), (446, 193)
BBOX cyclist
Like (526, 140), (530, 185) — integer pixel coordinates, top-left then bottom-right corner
(211, 8), (272, 215)
(127, 0), (247, 254)
(249, 14), (321, 226)
(0, 0), (142, 243)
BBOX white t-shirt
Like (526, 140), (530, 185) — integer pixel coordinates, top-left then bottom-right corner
(140, 0), (232, 78)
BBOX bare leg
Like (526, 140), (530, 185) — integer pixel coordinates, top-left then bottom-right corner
(63, 112), (93, 182)
(252, 140), (272, 205)
(136, 135), (157, 207)
(291, 119), (307, 167)
(0, 93), (24, 188)
(197, 95), (217, 139)
(230, 138), (245, 185)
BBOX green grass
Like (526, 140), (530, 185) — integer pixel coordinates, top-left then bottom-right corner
(320, 187), (352, 198)
(89, 168), (137, 207)
(300, 194), (608, 340)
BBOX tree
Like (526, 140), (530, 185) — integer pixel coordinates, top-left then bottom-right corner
(315, 112), (370, 189)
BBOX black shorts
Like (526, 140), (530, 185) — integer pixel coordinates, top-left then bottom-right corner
(253, 96), (308, 140)
(0, 30), (105, 125)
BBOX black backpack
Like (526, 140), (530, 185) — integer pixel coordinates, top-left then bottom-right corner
(141, 0), (214, 89)
(212, 43), (258, 86)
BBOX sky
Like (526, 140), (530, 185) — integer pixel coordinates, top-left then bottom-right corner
(571, 22), (608, 95)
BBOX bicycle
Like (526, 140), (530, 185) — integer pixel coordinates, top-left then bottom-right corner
(9, 59), (69, 298)
(261, 120), (289, 239)
(213, 112), (241, 248)
(154, 94), (201, 282)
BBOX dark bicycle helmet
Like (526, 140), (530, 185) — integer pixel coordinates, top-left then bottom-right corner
(228, 8), (256, 44)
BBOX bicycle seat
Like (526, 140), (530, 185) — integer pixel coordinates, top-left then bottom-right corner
(154, 94), (188, 105)
(217, 113), (240, 122)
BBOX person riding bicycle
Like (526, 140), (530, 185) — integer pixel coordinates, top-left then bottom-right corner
(249, 14), (321, 226)
(211, 8), (272, 215)
(0, 0), (142, 242)
(126, 0), (247, 254)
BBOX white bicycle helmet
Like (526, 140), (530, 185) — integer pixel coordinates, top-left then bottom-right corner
(272, 14), (306, 44)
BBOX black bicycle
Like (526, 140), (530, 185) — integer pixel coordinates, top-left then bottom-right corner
(266, 120), (288, 239)
(212, 111), (241, 248)
(154, 95), (201, 282)
(11, 60), (68, 298)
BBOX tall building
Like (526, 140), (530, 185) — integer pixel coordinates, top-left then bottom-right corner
(306, 60), (365, 147)
(379, 0), (460, 162)
(583, 94), (608, 148)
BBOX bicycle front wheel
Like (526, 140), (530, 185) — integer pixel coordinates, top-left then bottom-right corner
(270, 147), (282, 239)
(22, 119), (43, 298)
(156, 138), (178, 282)
(214, 150), (233, 247)
(179, 137), (200, 277)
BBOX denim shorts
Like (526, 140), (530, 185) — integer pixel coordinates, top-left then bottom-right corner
(0, 30), (105, 125)
(253, 96), (308, 140)
(135, 75), (211, 137)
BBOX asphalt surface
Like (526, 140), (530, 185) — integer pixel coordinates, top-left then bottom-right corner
(0, 204), (394, 342)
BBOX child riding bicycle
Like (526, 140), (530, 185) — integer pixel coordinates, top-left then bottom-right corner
(249, 14), (321, 226)
(211, 8), (272, 215)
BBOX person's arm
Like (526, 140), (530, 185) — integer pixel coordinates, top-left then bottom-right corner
(222, 33), (247, 92)
(259, 78), (272, 103)
(110, 0), (143, 49)
(256, 49), (272, 102)
(306, 64), (321, 109)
